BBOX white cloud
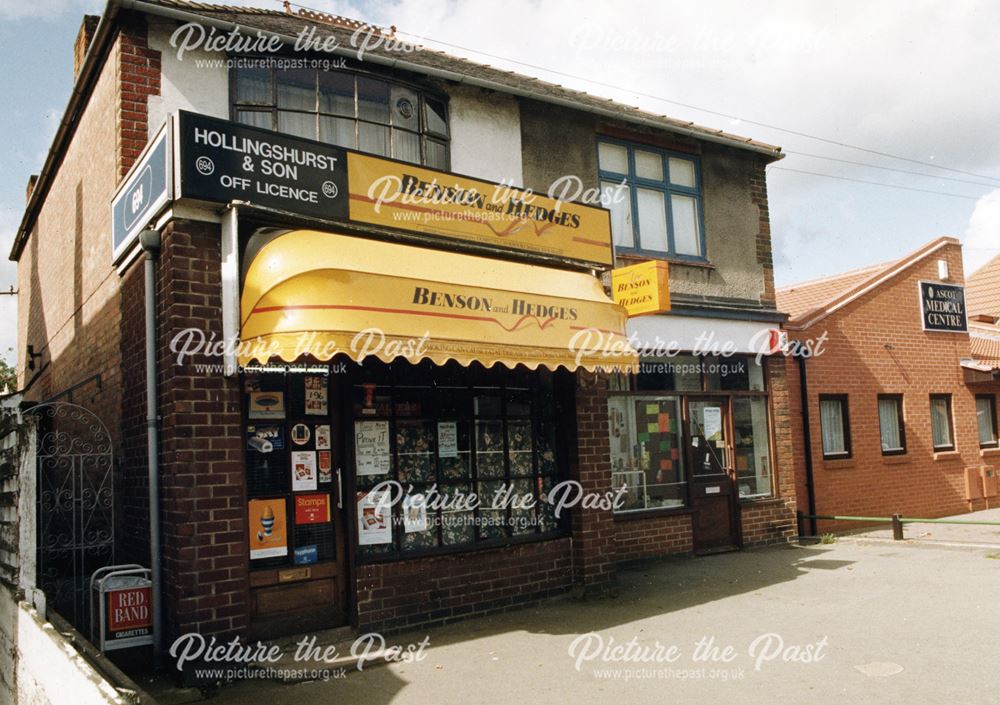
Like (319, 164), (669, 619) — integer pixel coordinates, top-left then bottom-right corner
(963, 188), (1000, 276)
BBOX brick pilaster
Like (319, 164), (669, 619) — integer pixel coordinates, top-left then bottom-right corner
(156, 220), (249, 640)
(570, 371), (617, 593)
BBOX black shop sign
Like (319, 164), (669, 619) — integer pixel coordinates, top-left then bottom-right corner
(177, 111), (349, 220)
(919, 281), (967, 333)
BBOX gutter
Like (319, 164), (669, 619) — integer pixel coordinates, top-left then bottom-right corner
(796, 353), (817, 536)
(118, 0), (784, 154)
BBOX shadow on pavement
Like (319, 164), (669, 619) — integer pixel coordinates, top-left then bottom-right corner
(187, 543), (850, 705)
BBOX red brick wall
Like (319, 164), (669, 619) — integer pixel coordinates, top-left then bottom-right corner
(155, 219), (249, 639)
(613, 513), (693, 564)
(785, 242), (993, 531)
(117, 14), (161, 179)
(119, 259), (150, 565)
(740, 357), (798, 546)
(356, 539), (573, 633)
(571, 371), (618, 591)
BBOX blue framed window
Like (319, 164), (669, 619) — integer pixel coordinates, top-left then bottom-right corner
(597, 138), (706, 260)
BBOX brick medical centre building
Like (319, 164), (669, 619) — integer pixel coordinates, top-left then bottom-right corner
(12, 0), (797, 645)
(777, 238), (1000, 533)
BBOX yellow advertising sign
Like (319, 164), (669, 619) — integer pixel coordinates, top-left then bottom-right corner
(239, 230), (637, 372)
(611, 260), (670, 316)
(346, 153), (613, 267)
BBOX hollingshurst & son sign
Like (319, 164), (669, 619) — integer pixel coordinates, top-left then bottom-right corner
(163, 110), (614, 268)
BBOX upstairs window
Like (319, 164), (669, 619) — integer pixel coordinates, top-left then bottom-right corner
(598, 139), (705, 260)
(233, 65), (450, 169)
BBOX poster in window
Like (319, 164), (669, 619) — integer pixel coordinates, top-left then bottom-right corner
(295, 493), (331, 525)
(357, 490), (392, 545)
(317, 450), (333, 483)
(304, 376), (329, 415)
(703, 407), (723, 441)
(403, 494), (428, 533)
(437, 421), (458, 458)
(248, 391), (285, 419)
(291, 423), (311, 446)
(248, 499), (288, 559)
(291, 450), (318, 491)
(315, 424), (332, 450)
(294, 544), (318, 565)
(355, 420), (391, 475)
(246, 425), (283, 452)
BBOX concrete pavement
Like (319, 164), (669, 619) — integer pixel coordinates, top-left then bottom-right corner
(146, 539), (1000, 705)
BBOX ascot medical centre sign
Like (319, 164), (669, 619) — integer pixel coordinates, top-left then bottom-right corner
(919, 281), (968, 333)
(112, 110), (613, 269)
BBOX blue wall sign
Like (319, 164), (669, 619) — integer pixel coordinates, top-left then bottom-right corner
(111, 120), (172, 263)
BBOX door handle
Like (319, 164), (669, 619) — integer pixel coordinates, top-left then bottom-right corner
(336, 467), (343, 508)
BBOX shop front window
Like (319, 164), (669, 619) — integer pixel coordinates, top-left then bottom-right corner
(608, 396), (686, 511)
(732, 397), (772, 498)
(609, 353), (775, 512)
(352, 360), (568, 560)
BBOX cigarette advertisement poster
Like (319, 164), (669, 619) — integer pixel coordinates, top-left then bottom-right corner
(357, 490), (392, 545)
(248, 391), (285, 419)
(291, 450), (318, 491)
(318, 450), (333, 483)
(248, 499), (288, 560)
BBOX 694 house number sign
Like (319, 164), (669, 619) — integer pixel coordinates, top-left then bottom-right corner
(177, 111), (349, 220)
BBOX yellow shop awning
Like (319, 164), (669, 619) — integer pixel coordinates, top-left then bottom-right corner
(239, 229), (637, 372)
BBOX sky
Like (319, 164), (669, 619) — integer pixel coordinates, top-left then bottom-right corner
(1, 0), (999, 371)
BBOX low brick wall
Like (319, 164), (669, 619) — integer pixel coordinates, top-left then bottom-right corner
(740, 498), (797, 547)
(613, 513), (694, 565)
(355, 538), (573, 633)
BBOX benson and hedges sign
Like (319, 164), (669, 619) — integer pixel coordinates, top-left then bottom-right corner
(167, 110), (612, 268)
(919, 281), (968, 333)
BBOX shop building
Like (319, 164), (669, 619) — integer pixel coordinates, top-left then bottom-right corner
(777, 238), (1000, 533)
(12, 0), (795, 646)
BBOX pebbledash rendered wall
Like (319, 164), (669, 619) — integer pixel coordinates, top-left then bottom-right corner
(784, 240), (998, 531)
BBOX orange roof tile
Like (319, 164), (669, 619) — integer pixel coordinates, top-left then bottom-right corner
(775, 237), (961, 329)
(966, 252), (1000, 318)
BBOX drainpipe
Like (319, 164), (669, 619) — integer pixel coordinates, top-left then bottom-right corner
(139, 228), (163, 665)
(796, 353), (817, 536)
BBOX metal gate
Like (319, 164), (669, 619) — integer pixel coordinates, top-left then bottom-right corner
(29, 402), (114, 634)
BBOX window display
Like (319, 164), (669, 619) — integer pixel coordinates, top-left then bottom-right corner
(352, 359), (569, 559)
(609, 396), (687, 512)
